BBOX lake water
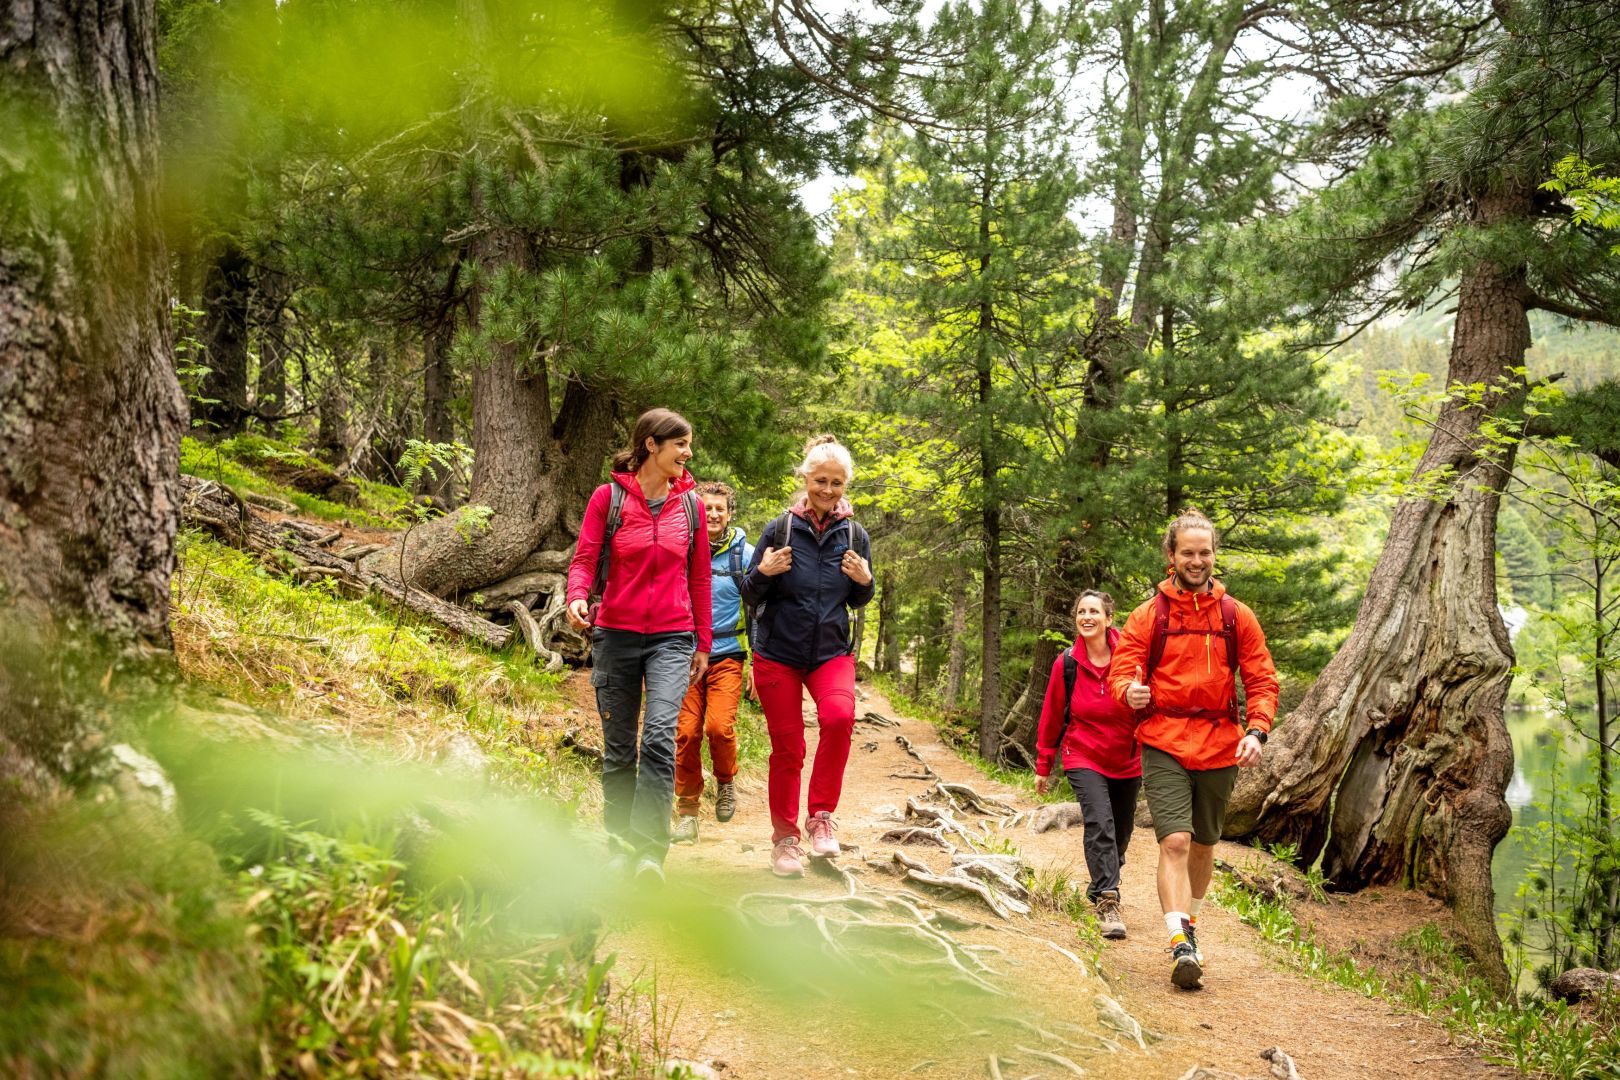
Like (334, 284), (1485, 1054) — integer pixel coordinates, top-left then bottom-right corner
(1492, 704), (1598, 976)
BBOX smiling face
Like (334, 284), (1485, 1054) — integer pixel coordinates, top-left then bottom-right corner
(804, 461), (849, 517)
(645, 432), (693, 481)
(701, 493), (732, 543)
(1074, 596), (1111, 644)
(1170, 527), (1216, 592)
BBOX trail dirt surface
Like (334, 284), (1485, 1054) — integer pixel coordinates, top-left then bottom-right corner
(586, 680), (1516, 1080)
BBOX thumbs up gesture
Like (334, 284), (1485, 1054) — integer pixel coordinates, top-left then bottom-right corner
(1126, 665), (1152, 710)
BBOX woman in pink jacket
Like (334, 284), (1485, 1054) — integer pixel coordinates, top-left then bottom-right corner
(1033, 589), (1141, 939)
(566, 409), (712, 884)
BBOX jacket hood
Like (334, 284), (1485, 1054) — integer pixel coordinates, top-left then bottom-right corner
(611, 468), (696, 500)
(789, 494), (854, 522)
(1156, 576), (1228, 605)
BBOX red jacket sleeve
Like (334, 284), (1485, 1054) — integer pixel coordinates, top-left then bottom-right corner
(1236, 602), (1279, 730)
(688, 500), (713, 652)
(1108, 603), (1154, 710)
(566, 485), (611, 605)
(1034, 652), (1069, 777)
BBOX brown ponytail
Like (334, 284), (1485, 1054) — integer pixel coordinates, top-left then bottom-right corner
(611, 408), (693, 473)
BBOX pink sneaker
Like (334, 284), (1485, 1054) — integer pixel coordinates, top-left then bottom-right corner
(772, 838), (805, 878)
(805, 811), (841, 858)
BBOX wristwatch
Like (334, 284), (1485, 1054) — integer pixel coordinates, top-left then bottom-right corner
(1244, 727), (1268, 745)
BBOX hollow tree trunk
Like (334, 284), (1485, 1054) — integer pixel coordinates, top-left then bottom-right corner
(0, 0), (187, 782)
(197, 238), (251, 435)
(1226, 190), (1531, 995)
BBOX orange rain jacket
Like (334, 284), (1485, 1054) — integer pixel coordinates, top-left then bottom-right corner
(1107, 578), (1279, 771)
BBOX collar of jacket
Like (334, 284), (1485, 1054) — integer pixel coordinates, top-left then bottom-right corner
(1069, 626), (1121, 672)
(789, 494), (853, 530)
(710, 525), (745, 557)
(1158, 576), (1228, 606)
(610, 468), (696, 502)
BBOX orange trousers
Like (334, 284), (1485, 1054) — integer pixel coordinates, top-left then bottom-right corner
(674, 655), (744, 815)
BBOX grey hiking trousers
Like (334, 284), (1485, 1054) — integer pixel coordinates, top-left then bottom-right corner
(591, 627), (694, 864)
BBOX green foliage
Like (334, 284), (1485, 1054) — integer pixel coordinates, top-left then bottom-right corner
(180, 435), (404, 527)
(1543, 156), (1620, 255)
(237, 812), (620, 1077)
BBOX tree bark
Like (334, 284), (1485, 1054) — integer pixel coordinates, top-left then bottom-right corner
(999, 575), (1065, 764)
(943, 576), (969, 712)
(419, 317), (457, 504)
(876, 569), (900, 674)
(0, 0), (186, 779)
(197, 238), (251, 435)
(373, 230), (615, 597)
(253, 269), (288, 419)
(1226, 189), (1532, 995)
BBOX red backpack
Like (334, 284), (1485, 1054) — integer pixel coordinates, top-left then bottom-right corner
(1139, 592), (1243, 727)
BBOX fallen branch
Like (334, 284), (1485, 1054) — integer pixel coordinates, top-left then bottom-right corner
(336, 543), (385, 561)
(181, 475), (512, 651)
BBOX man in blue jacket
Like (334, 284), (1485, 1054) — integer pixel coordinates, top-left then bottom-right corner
(672, 482), (755, 843)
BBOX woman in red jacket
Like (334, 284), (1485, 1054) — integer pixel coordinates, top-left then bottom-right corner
(1033, 589), (1141, 938)
(566, 409), (711, 885)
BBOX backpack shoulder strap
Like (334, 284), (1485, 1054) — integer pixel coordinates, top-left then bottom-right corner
(1220, 595), (1240, 672)
(680, 488), (699, 557)
(1062, 650), (1079, 708)
(1144, 591), (1172, 678)
(728, 535), (744, 578)
(592, 484), (627, 598)
(850, 519), (871, 561)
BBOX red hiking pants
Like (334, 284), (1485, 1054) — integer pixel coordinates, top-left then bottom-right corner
(674, 655), (744, 815)
(754, 653), (856, 842)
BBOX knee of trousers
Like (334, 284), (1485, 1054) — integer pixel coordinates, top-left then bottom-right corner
(704, 717), (737, 741)
(816, 692), (856, 731)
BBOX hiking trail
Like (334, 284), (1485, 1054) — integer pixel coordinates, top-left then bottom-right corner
(570, 676), (1515, 1080)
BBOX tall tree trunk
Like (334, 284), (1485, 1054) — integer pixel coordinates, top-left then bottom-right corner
(1226, 189), (1532, 995)
(196, 238), (251, 435)
(999, 571), (1065, 764)
(253, 270), (288, 420)
(315, 377), (348, 463)
(0, 0), (187, 782)
(975, 163), (1003, 760)
(876, 569), (900, 674)
(943, 576), (969, 712)
(419, 316), (457, 505)
(377, 231), (614, 597)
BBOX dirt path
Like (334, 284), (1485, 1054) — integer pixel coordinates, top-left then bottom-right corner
(590, 681), (1514, 1080)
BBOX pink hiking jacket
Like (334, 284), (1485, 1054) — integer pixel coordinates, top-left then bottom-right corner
(566, 471), (713, 651)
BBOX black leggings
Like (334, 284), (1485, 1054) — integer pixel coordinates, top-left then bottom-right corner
(1064, 767), (1142, 899)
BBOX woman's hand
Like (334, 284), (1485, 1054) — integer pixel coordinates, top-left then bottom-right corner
(566, 598), (591, 630)
(1034, 774), (1050, 796)
(690, 650), (710, 685)
(758, 545), (793, 576)
(745, 664), (758, 702)
(841, 549), (872, 586)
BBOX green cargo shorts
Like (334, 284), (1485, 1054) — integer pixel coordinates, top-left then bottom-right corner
(1142, 745), (1238, 845)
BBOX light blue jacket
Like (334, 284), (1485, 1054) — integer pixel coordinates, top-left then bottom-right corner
(708, 527), (755, 659)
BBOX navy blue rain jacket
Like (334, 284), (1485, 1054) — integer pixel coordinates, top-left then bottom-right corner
(740, 512), (874, 670)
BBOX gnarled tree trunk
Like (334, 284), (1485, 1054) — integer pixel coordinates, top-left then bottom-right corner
(375, 229), (614, 597)
(1, 0), (186, 782)
(1226, 189), (1531, 995)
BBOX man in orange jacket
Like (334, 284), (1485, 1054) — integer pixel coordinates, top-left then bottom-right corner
(1109, 509), (1278, 991)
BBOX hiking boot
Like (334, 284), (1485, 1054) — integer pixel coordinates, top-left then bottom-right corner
(772, 838), (806, 878)
(1094, 891), (1127, 940)
(1170, 940), (1203, 990)
(1184, 917), (1203, 964)
(671, 816), (699, 844)
(805, 811), (841, 858)
(715, 781), (737, 823)
(634, 856), (665, 888)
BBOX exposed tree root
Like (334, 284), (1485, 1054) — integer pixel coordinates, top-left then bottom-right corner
(892, 851), (1031, 919)
(879, 825), (953, 849)
(1261, 1046), (1303, 1080)
(859, 710), (901, 727)
(891, 734), (940, 780)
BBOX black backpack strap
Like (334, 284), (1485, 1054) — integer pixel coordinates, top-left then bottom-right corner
(590, 484), (627, 599)
(682, 490), (702, 560)
(1051, 650), (1080, 759)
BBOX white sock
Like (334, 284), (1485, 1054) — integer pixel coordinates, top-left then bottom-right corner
(1164, 911), (1189, 939)
(1188, 897), (1203, 922)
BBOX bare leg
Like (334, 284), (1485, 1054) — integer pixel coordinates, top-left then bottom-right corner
(1156, 832), (1193, 915)
(1189, 840), (1215, 903)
